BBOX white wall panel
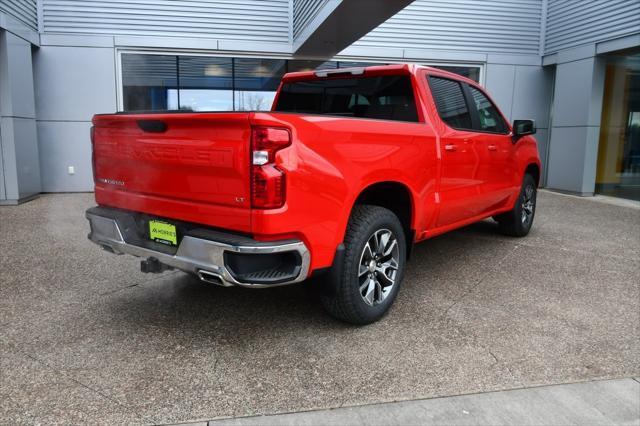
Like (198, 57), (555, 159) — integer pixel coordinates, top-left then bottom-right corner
(293, 0), (330, 41)
(0, 0), (37, 31)
(353, 0), (543, 55)
(0, 31), (40, 201)
(33, 46), (117, 121)
(42, 0), (291, 43)
(545, 0), (640, 54)
(37, 120), (93, 192)
(484, 63), (516, 121)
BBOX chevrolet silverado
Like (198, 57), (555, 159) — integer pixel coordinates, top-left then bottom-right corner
(86, 64), (541, 324)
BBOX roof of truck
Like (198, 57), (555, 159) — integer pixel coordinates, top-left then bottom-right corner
(281, 63), (477, 86)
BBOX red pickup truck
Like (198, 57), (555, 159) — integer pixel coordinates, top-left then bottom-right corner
(87, 64), (540, 324)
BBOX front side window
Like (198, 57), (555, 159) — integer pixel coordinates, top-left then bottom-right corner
(468, 86), (509, 134)
(275, 75), (419, 122)
(428, 76), (473, 130)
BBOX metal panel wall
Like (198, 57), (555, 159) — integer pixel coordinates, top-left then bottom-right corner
(0, 0), (37, 31)
(545, 0), (640, 54)
(293, 0), (329, 41)
(42, 0), (291, 43)
(352, 0), (543, 55)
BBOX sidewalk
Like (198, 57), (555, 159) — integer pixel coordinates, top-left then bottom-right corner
(207, 378), (640, 426)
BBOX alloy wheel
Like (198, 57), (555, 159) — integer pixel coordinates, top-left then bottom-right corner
(358, 229), (400, 306)
(521, 184), (535, 224)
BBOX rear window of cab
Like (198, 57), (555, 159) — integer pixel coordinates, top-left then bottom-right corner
(275, 75), (419, 122)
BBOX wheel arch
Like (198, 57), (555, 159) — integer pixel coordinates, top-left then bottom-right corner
(350, 180), (416, 259)
(524, 163), (541, 187)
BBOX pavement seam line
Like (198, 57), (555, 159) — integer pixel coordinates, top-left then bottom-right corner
(5, 340), (148, 423)
(441, 243), (520, 319)
(201, 377), (640, 425)
(452, 232), (635, 263)
(487, 348), (520, 384)
(98, 270), (181, 296)
(539, 189), (640, 210)
(438, 243), (524, 384)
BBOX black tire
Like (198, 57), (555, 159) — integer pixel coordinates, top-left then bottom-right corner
(320, 205), (406, 325)
(493, 174), (537, 237)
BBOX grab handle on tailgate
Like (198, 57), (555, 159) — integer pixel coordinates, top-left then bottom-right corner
(137, 120), (167, 133)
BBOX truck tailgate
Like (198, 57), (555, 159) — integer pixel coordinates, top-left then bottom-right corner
(92, 112), (252, 232)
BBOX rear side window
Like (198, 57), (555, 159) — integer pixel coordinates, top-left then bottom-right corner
(428, 76), (473, 130)
(275, 75), (419, 122)
(468, 86), (509, 134)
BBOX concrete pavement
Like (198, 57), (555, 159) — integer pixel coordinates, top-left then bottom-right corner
(1, 190), (639, 424)
(208, 378), (640, 425)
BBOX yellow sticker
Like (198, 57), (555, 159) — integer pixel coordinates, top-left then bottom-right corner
(149, 220), (177, 245)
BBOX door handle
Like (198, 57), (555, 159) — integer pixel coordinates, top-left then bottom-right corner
(444, 144), (457, 152)
(488, 144), (497, 151)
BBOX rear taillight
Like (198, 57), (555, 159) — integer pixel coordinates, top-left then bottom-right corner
(251, 126), (291, 209)
(90, 126), (96, 183)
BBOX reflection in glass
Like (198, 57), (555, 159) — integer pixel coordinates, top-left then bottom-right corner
(178, 56), (233, 111)
(428, 77), (472, 129)
(233, 58), (285, 111)
(596, 49), (640, 201)
(234, 91), (277, 111)
(122, 54), (177, 111)
(276, 75), (419, 122)
(468, 86), (508, 133)
(287, 60), (337, 73)
(433, 65), (481, 82)
(168, 89), (233, 111)
(338, 61), (386, 68)
(120, 53), (484, 112)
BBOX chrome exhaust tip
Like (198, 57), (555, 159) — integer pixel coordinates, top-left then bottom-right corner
(197, 270), (226, 286)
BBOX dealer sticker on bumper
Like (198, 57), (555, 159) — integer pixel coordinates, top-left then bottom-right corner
(149, 220), (177, 246)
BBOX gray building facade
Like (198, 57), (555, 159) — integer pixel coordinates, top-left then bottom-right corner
(1, 0), (639, 203)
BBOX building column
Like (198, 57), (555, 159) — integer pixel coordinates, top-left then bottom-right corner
(545, 46), (605, 195)
(0, 30), (40, 204)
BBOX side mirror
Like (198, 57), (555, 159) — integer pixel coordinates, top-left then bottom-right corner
(512, 119), (536, 141)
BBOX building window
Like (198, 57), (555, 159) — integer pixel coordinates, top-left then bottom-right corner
(234, 58), (286, 111)
(175, 56), (233, 111)
(595, 49), (640, 201)
(122, 54), (177, 111)
(287, 60), (337, 73)
(120, 53), (482, 112)
(433, 65), (480, 83)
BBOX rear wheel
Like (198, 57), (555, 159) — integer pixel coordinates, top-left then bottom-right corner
(494, 174), (537, 237)
(320, 205), (406, 325)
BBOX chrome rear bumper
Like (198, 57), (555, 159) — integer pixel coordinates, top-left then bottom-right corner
(85, 208), (310, 288)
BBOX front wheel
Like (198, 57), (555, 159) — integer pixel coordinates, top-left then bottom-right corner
(493, 173), (537, 237)
(320, 205), (406, 325)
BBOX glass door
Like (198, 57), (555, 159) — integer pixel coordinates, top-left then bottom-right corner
(596, 49), (640, 201)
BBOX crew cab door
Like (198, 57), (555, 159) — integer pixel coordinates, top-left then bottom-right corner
(463, 84), (517, 210)
(426, 75), (486, 227)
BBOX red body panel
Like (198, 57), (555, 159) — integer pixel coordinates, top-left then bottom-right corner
(91, 64), (541, 273)
(93, 113), (253, 232)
